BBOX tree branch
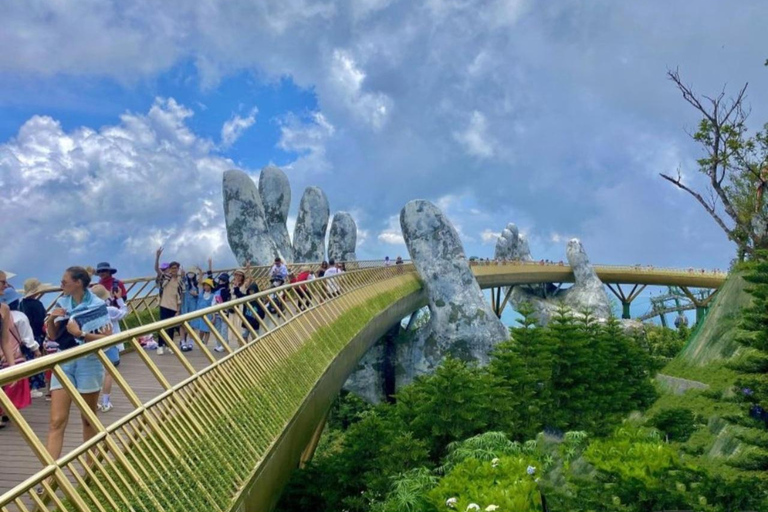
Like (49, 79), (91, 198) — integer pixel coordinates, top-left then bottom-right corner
(659, 172), (735, 239)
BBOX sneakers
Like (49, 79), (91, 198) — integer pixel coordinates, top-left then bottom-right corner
(30, 389), (44, 399)
(99, 402), (114, 413)
(180, 341), (193, 352)
(157, 347), (165, 356)
(213, 345), (225, 353)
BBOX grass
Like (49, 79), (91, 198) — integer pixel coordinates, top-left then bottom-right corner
(680, 271), (752, 365)
(51, 278), (423, 512)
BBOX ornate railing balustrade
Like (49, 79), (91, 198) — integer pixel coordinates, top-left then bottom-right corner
(0, 263), (420, 512)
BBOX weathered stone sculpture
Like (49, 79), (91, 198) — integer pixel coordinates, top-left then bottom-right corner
(400, 200), (509, 364)
(258, 165), (293, 262)
(327, 212), (357, 262)
(494, 223), (532, 261)
(293, 187), (330, 262)
(345, 200), (508, 402)
(222, 170), (278, 265)
(498, 223), (612, 323)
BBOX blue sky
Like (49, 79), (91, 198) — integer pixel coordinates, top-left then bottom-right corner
(1, 0), (766, 297)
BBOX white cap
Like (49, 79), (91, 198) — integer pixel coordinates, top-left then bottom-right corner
(2, 271), (15, 279)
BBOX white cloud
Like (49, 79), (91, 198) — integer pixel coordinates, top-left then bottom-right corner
(453, 111), (495, 158)
(278, 112), (335, 176)
(480, 229), (500, 244)
(220, 107), (258, 148)
(377, 215), (405, 245)
(0, 98), (239, 280)
(328, 49), (392, 130)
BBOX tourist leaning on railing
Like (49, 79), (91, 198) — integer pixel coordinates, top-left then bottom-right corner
(41, 266), (113, 493)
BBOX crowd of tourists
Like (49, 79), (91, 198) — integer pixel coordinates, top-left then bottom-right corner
(0, 249), (367, 494)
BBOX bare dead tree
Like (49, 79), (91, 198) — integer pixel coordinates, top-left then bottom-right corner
(661, 68), (764, 260)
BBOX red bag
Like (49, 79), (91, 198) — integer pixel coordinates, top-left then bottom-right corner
(1, 378), (31, 414)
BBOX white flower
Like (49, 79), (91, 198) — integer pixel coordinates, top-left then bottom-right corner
(466, 504), (480, 511)
(485, 506), (499, 512)
(491, 458), (500, 468)
(526, 465), (536, 475)
(446, 497), (458, 508)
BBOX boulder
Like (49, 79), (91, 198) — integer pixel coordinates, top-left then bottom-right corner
(345, 200), (509, 402)
(293, 187), (330, 262)
(222, 170), (278, 265)
(499, 227), (612, 323)
(258, 165), (294, 262)
(327, 212), (357, 263)
(494, 223), (532, 261)
(397, 200), (509, 376)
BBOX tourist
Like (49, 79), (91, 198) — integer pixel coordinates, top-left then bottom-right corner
(7, 294), (45, 397)
(213, 272), (232, 352)
(241, 282), (265, 341)
(43, 266), (112, 487)
(20, 278), (51, 397)
(0, 302), (31, 429)
(395, 256), (404, 265)
(384, 256), (391, 267)
(90, 285), (128, 413)
(232, 265), (253, 336)
(324, 259), (343, 296)
(179, 265), (200, 351)
(294, 266), (313, 309)
(192, 273), (216, 347)
(317, 260), (329, 278)
(95, 262), (127, 299)
(153, 247), (182, 355)
(269, 257), (288, 283)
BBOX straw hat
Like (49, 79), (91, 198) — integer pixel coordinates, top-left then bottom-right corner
(23, 278), (54, 298)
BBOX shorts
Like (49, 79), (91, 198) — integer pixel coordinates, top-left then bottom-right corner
(105, 346), (120, 365)
(50, 354), (105, 394)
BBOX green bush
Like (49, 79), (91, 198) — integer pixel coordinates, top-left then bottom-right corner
(650, 408), (699, 442)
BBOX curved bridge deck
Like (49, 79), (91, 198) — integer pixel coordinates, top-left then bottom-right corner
(0, 262), (726, 511)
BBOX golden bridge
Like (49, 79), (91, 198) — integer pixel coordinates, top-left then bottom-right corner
(0, 261), (726, 511)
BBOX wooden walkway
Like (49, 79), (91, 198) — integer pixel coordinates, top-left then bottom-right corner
(0, 339), (232, 496)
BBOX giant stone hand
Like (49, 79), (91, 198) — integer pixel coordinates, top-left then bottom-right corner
(222, 170), (279, 265)
(258, 165), (293, 262)
(497, 223), (611, 323)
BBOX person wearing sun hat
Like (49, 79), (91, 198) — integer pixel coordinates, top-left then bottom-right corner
(95, 262), (127, 299)
(190, 274), (217, 347)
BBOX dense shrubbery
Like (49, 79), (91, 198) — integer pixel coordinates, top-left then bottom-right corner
(278, 306), (663, 511)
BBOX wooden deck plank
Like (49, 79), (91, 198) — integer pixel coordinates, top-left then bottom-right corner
(0, 337), (233, 497)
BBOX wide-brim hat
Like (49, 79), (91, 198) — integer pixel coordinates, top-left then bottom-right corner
(23, 278), (54, 298)
(187, 265), (202, 275)
(233, 268), (246, 277)
(96, 262), (117, 274)
(2, 271), (16, 279)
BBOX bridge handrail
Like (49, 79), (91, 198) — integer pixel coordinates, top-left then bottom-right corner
(27, 259), (406, 329)
(0, 263), (417, 510)
(468, 259), (727, 277)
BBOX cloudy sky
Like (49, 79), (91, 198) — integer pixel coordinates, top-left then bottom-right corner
(1, 1), (766, 316)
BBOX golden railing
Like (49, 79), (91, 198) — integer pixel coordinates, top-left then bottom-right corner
(0, 263), (419, 512)
(31, 260), (403, 329)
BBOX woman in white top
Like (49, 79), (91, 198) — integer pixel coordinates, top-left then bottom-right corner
(91, 285), (128, 412)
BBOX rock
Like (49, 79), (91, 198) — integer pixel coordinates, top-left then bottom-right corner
(494, 223), (532, 261)
(222, 170), (278, 266)
(327, 212), (357, 262)
(345, 201), (510, 402)
(258, 165), (293, 262)
(293, 187), (330, 262)
(560, 239), (612, 318)
(501, 231), (612, 324)
(398, 200), (509, 376)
